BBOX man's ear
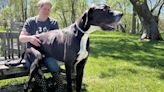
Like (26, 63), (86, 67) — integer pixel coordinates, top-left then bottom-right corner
(81, 7), (93, 28)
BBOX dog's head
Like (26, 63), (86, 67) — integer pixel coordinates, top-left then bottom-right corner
(81, 4), (123, 31)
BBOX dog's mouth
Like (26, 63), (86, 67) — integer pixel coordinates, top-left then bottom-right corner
(107, 23), (117, 29)
(99, 15), (123, 31)
(100, 22), (119, 31)
(106, 15), (123, 30)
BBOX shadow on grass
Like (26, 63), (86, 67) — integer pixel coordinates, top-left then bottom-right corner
(90, 36), (164, 79)
(0, 82), (88, 92)
(81, 84), (88, 92)
(158, 72), (164, 80)
(99, 68), (138, 78)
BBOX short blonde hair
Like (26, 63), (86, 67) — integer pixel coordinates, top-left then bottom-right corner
(38, 0), (52, 8)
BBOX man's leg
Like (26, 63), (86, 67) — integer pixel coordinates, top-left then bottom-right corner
(24, 53), (47, 92)
(44, 57), (64, 92)
(33, 69), (47, 92)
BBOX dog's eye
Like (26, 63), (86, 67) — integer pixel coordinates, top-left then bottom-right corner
(103, 8), (108, 11)
(108, 11), (114, 16)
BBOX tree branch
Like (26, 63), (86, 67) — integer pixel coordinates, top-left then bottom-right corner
(157, 2), (164, 17)
(148, 0), (153, 9)
(150, 0), (161, 12)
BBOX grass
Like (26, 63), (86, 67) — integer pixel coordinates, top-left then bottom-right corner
(0, 28), (5, 32)
(83, 31), (164, 92)
(0, 31), (164, 92)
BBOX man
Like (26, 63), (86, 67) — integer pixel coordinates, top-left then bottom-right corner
(19, 0), (63, 91)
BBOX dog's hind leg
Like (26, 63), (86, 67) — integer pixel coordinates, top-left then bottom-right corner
(75, 59), (87, 92)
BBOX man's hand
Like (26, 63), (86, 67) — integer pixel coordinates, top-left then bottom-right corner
(29, 35), (41, 47)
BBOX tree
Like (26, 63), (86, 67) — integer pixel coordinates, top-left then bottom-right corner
(52, 0), (87, 27)
(70, 0), (76, 23)
(148, 0), (164, 24)
(0, 0), (27, 22)
(28, 0), (38, 17)
(131, 6), (137, 34)
(130, 0), (163, 40)
(8, 0), (24, 21)
(22, 0), (28, 21)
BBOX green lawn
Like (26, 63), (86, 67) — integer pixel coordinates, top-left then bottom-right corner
(0, 31), (164, 92)
(0, 28), (5, 32)
(84, 31), (164, 92)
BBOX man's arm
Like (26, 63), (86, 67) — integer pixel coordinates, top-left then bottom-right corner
(19, 31), (31, 43)
(19, 30), (41, 47)
(19, 17), (41, 47)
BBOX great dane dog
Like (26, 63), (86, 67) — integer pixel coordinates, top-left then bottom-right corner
(6, 4), (123, 92)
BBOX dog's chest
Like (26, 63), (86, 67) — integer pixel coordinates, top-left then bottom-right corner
(76, 34), (89, 62)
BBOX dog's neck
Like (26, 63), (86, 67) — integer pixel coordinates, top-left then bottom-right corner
(75, 20), (90, 75)
(75, 23), (88, 34)
(75, 17), (91, 34)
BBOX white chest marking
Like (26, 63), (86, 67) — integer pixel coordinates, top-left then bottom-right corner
(74, 24), (97, 75)
(73, 34), (89, 75)
(77, 34), (89, 62)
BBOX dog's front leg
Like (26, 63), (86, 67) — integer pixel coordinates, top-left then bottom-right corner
(24, 58), (39, 92)
(65, 61), (73, 92)
(76, 59), (87, 92)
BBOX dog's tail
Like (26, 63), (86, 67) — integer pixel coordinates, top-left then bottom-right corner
(5, 51), (25, 67)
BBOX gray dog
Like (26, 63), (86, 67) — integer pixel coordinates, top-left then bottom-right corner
(7, 4), (123, 92)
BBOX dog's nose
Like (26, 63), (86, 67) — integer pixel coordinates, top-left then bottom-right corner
(113, 11), (123, 17)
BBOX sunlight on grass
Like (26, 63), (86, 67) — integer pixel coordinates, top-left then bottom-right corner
(0, 31), (164, 92)
(83, 31), (164, 92)
(0, 77), (27, 88)
(0, 28), (5, 32)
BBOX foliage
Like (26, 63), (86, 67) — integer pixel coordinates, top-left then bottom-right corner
(0, 28), (5, 32)
(0, 7), (12, 20)
(51, 0), (87, 28)
(106, 0), (133, 32)
(137, 0), (145, 5)
(28, 0), (38, 17)
(0, 0), (163, 32)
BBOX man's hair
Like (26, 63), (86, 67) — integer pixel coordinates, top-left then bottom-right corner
(38, 0), (52, 8)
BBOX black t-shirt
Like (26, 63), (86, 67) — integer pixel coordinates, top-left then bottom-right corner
(22, 16), (59, 47)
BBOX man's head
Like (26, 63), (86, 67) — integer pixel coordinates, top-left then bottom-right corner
(38, 0), (52, 17)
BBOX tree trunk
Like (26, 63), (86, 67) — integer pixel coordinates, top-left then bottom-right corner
(61, 10), (68, 27)
(130, 0), (163, 40)
(20, 0), (24, 22)
(131, 6), (137, 34)
(136, 17), (140, 33)
(24, 0), (28, 21)
(119, 24), (126, 33)
(71, 0), (76, 23)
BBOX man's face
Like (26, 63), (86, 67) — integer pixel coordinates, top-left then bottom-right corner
(39, 3), (51, 17)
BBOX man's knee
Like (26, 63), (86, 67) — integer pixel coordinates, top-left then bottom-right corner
(44, 57), (60, 73)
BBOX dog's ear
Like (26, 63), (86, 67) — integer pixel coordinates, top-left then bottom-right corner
(81, 7), (93, 28)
